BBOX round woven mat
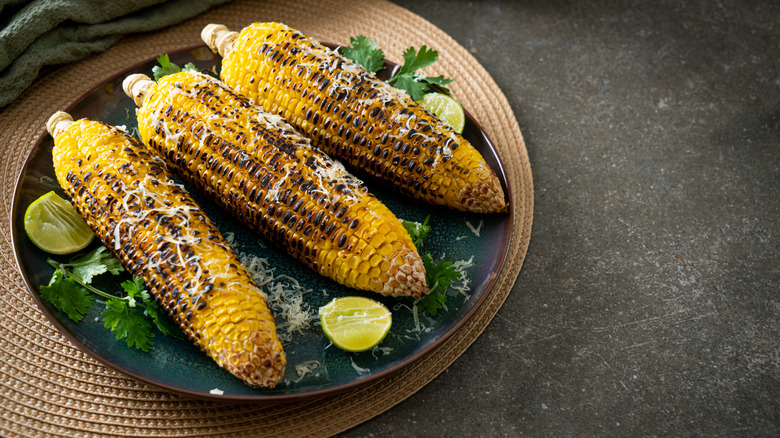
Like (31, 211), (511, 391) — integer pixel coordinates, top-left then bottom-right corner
(0, 0), (533, 436)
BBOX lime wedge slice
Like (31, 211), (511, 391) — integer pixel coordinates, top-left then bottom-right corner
(420, 92), (465, 133)
(24, 191), (94, 255)
(320, 296), (392, 352)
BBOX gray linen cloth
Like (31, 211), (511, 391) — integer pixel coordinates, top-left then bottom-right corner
(0, 0), (231, 107)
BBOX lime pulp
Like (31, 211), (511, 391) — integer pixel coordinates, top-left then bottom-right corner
(319, 296), (392, 352)
(24, 191), (94, 255)
(419, 92), (465, 133)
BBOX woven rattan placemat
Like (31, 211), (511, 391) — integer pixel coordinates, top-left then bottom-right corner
(0, 0), (533, 436)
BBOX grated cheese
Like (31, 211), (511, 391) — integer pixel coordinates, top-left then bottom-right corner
(350, 357), (370, 375)
(371, 346), (394, 358)
(449, 256), (474, 298)
(237, 252), (318, 344)
(465, 220), (484, 237)
(290, 360), (321, 383)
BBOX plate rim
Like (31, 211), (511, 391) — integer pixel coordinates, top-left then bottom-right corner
(10, 44), (514, 403)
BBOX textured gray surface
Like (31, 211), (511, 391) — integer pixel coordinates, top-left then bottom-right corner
(343, 1), (780, 436)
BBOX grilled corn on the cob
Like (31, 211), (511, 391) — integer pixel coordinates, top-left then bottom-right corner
(123, 71), (427, 298)
(46, 111), (286, 388)
(202, 22), (507, 213)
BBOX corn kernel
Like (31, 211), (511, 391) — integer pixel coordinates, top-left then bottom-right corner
(368, 233), (386, 248)
(369, 253), (383, 267)
(378, 243), (393, 257)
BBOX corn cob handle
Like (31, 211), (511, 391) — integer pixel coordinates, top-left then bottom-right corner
(46, 111), (286, 388)
(123, 72), (427, 298)
(202, 22), (507, 214)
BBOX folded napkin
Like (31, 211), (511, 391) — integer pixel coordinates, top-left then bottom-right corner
(0, 0), (231, 107)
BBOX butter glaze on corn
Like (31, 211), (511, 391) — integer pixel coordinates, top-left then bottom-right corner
(124, 72), (427, 298)
(203, 22), (507, 213)
(46, 111), (286, 388)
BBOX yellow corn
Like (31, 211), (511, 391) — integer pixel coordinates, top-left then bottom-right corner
(46, 111), (285, 388)
(123, 71), (427, 298)
(202, 22), (507, 213)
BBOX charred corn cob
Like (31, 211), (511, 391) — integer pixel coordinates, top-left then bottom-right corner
(202, 22), (507, 213)
(46, 111), (285, 388)
(123, 71), (427, 298)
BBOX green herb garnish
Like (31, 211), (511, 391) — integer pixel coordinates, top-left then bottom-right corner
(420, 254), (462, 317)
(342, 36), (454, 100)
(401, 215), (431, 248)
(389, 45), (453, 100)
(341, 35), (385, 73)
(402, 215), (464, 317)
(41, 247), (182, 352)
(152, 54), (199, 81)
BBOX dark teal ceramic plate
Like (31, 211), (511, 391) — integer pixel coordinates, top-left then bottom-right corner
(12, 46), (512, 402)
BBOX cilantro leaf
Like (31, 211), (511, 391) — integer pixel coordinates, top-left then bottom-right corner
(396, 45), (439, 76)
(152, 54), (180, 80)
(342, 35), (385, 73)
(181, 62), (199, 73)
(343, 35), (454, 99)
(401, 215), (431, 248)
(423, 253), (462, 293)
(39, 269), (95, 322)
(388, 45), (453, 100)
(416, 253), (463, 317)
(421, 74), (453, 95)
(391, 74), (430, 101)
(121, 277), (148, 308)
(418, 290), (447, 317)
(152, 54), (201, 81)
(44, 249), (183, 351)
(102, 298), (154, 352)
(67, 247), (123, 284)
(143, 299), (184, 339)
(400, 216), (463, 316)
(122, 275), (183, 339)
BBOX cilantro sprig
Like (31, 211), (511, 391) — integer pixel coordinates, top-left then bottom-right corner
(341, 35), (385, 73)
(152, 54), (199, 81)
(341, 36), (453, 101)
(41, 247), (181, 352)
(402, 216), (463, 317)
(388, 45), (453, 100)
(402, 215), (430, 248)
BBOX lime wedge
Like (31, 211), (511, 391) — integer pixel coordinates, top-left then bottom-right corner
(24, 191), (94, 255)
(320, 296), (392, 352)
(420, 92), (465, 133)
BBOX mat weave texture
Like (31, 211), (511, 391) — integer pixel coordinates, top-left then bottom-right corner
(0, 0), (533, 436)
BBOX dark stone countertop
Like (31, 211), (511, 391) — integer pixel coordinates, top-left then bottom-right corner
(343, 1), (779, 436)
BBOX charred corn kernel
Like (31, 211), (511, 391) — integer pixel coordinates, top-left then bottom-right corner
(45, 111), (285, 388)
(203, 22), (507, 213)
(124, 72), (427, 298)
